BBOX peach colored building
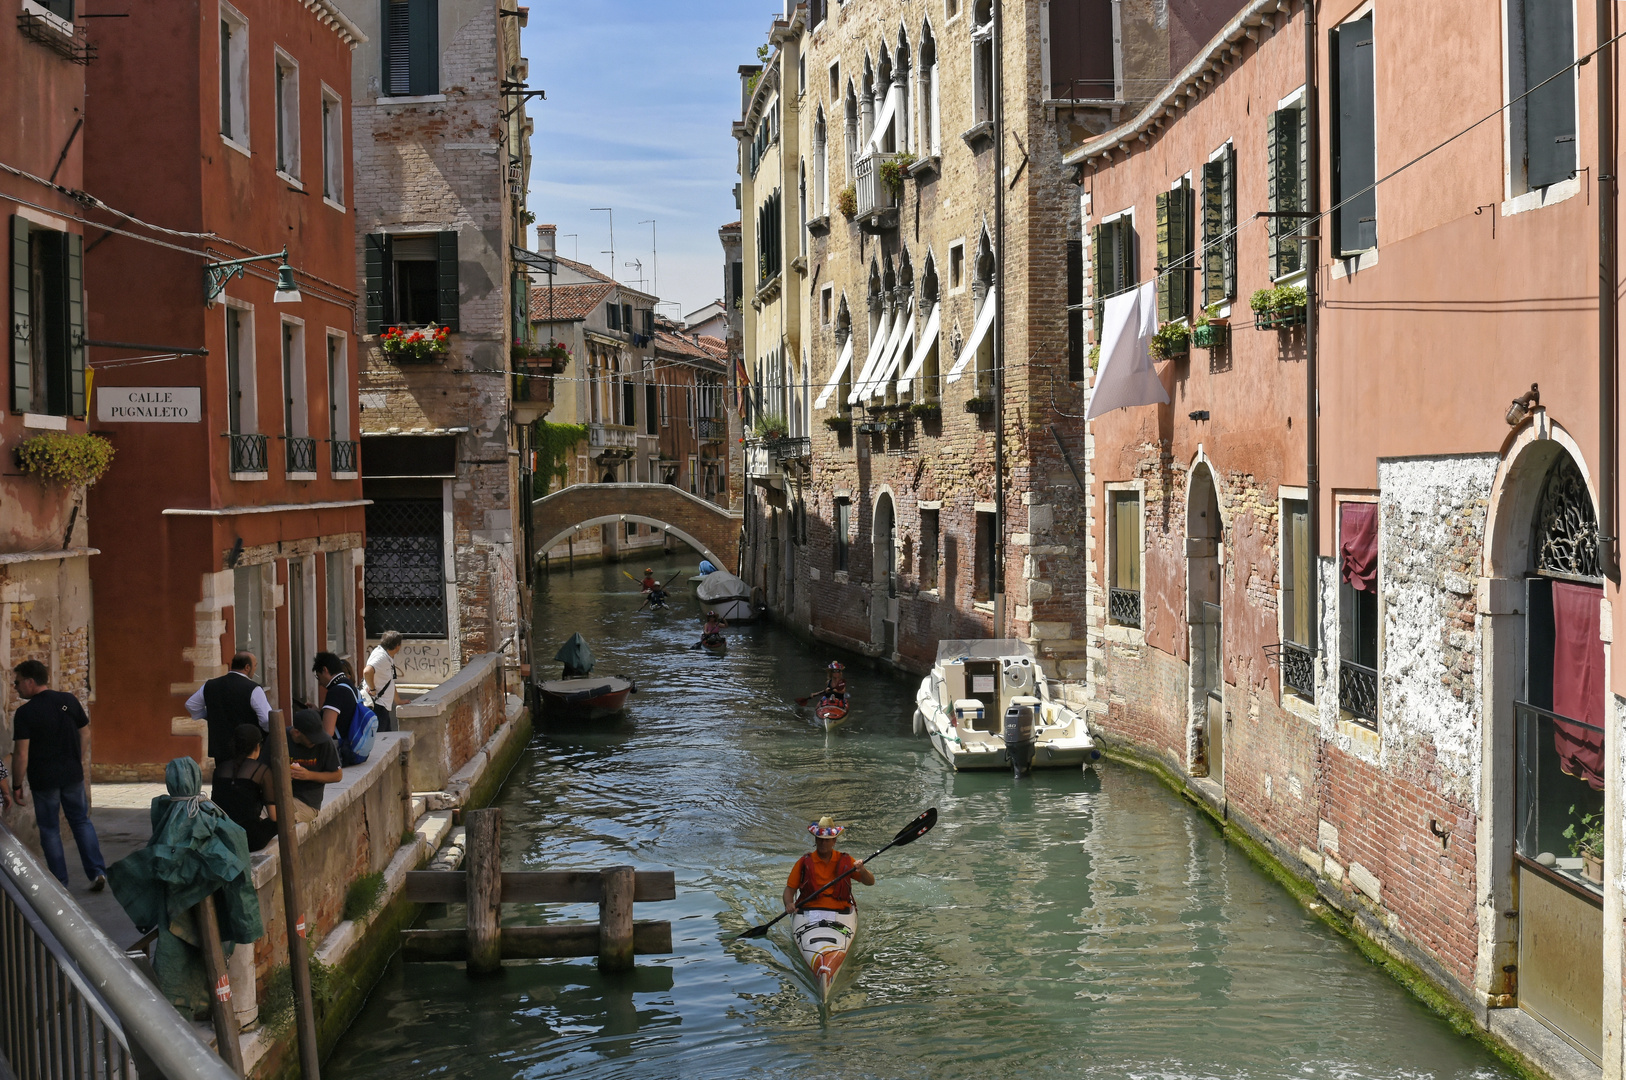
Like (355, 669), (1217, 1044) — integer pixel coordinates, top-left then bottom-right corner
(1070, 0), (1626, 1073)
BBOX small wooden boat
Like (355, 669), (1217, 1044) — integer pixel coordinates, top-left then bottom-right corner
(793, 907), (856, 1001)
(814, 696), (849, 728)
(536, 675), (634, 720)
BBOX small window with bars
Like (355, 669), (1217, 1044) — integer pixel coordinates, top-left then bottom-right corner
(1108, 490), (1141, 629)
(364, 498), (447, 637)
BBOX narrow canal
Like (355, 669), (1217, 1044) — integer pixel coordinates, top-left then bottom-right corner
(328, 555), (1513, 1080)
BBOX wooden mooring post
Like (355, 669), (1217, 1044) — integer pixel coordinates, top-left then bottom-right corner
(265, 709), (322, 1079)
(401, 813), (674, 972)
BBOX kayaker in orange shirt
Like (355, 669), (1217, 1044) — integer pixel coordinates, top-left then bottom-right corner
(783, 815), (874, 913)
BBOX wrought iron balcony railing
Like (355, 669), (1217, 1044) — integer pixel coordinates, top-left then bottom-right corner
(698, 417), (727, 440)
(1338, 659), (1378, 728)
(226, 432), (267, 474)
(331, 438), (358, 474)
(1108, 587), (1141, 628)
(854, 152), (899, 221)
(285, 435), (318, 474)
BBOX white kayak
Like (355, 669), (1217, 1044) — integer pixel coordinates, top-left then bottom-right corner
(792, 906), (857, 1001)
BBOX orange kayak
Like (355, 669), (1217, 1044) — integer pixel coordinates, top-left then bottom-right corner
(792, 907), (856, 1001)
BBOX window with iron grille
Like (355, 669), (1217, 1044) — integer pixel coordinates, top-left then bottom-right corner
(1109, 490), (1141, 628)
(364, 498), (447, 637)
(1280, 499), (1314, 699)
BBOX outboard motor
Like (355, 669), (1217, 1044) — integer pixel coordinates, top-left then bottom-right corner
(1004, 703), (1037, 778)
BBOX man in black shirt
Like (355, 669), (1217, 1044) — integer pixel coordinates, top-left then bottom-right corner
(184, 651), (271, 762)
(8, 660), (107, 890)
(286, 709), (342, 825)
(314, 652), (358, 744)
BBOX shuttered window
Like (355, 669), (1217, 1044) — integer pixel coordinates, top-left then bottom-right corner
(1332, 15), (1377, 256)
(10, 216), (84, 418)
(1047, 0), (1115, 101)
(1090, 216), (1135, 339)
(1066, 237), (1084, 381)
(1202, 146), (1237, 306)
(1522, 0), (1577, 189)
(1267, 106), (1306, 277)
(363, 231), (458, 335)
(1155, 181), (1193, 323)
(382, 0), (438, 97)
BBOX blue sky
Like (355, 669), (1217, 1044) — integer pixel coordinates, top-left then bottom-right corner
(521, 2), (773, 322)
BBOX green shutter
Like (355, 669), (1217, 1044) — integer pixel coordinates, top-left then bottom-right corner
(364, 233), (392, 333)
(1155, 190), (1171, 322)
(1266, 109), (1280, 275)
(1334, 18), (1377, 255)
(1066, 237), (1083, 380)
(66, 231), (83, 418)
(1202, 159), (1224, 307)
(1223, 144), (1237, 300)
(436, 230), (459, 332)
(11, 216), (30, 414)
(1269, 107), (1302, 276)
(408, 0), (438, 96)
(1115, 217), (1133, 289)
(1526, 0), (1578, 188)
(1171, 180), (1192, 321)
(1091, 222), (1105, 340)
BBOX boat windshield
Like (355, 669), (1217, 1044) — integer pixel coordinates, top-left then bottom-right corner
(935, 639), (1036, 665)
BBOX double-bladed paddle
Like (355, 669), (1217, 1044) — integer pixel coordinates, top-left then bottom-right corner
(734, 807), (938, 940)
(637, 571), (683, 612)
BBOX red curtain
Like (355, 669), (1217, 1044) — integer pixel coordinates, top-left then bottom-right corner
(1551, 581), (1605, 791)
(1339, 502), (1377, 592)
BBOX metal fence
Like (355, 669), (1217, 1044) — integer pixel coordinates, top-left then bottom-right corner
(1339, 659), (1378, 728)
(1281, 642), (1315, 699)
(226, 432), (267, 474)
(0, 825), (238, 1080)
(364, 497), (448, 637)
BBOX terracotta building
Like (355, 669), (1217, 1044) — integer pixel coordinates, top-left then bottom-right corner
(1072, 0), (1626, 1072)
(81, 0), (366, 774)
(652, 317), (730, 503)
(335, 0), (535, 689)
(736, 0), (1242, 666)
(0, 1), (98, 815)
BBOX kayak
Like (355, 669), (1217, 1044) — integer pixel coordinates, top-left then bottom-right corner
(701, 634), (727, 654)
(792, 906), (856, 1001)
(814, 696), (849, 727)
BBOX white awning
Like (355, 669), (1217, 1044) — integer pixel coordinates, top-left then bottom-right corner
(896, 302), (940, 393)
(945, 288), (997, 383)
(846, 310), (892, 404)
(860, 301), (909, 400)
(865, 89), (899, 153)
(869, 303), (915, 400)
(813, 334), (855, 410)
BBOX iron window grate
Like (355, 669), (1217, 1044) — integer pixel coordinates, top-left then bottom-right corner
(364, 498), (447, 637)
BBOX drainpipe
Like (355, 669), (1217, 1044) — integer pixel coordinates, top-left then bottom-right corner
(1305, 0), (1322, 652)
(992, 0), (1007, 636)
(1599, 0), (1620, 582)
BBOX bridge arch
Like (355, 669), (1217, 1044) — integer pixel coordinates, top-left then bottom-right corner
(533, 483), (742, 570)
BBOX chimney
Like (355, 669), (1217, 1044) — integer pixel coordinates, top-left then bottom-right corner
(536, 223), (557, 257)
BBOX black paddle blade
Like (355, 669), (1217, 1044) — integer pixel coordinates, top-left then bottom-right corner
(892, 807), (938, 846)
(736, 923), (772, 939)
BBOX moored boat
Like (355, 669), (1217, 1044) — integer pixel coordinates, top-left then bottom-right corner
(536, 633), (635, 720)
(696, 570), (759, 623)
(914, 639), (1101, 772)
(792, 906), (856, 1001)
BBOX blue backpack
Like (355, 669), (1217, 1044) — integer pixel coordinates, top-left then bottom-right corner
(335, 680), (378, 765)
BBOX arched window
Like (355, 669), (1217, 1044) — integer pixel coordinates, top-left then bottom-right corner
(813, 107), (828, 217)
(844, 83), (859, 179)
(918, 21), (939, 156)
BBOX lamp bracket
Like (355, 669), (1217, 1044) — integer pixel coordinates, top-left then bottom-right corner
(204, 247), (290, 306)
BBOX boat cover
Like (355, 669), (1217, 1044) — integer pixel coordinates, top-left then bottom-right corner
(697, 570), (751, 603)
(554, 632), (595, 675)
(935, 638), (1036, 664)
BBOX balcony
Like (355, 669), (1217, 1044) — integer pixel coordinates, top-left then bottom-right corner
(284, 435), (318, 476)
(589, 422), (637, 461)
(1338, 659), (1378, 729)
(853, 152), (900, 233)
(698, 417), (727, 441)
(512, 361), (556, 424)
(331, 438), (358, 475)
(744, 439), (780, 482)
(767, 435), (810, 463)
(226, 432), (267, 476)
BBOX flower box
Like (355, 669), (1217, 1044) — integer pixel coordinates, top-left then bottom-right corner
(1192, 321), (1229, 349)
(1255, 306), (1307, 330)
(907, 401), (942, 419)
(382, 324), (449, 361)
(823, 416), (853, 431)
(964, 397), (996, 415)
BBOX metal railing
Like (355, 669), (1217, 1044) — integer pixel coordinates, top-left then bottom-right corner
(854, 152), (899, 219)
(226, 432), (267, 474)
(0, 825), (239, 1080)
(698, 417), (726, 440)
(284, 435), (318, 474)
(1272, 641), (1315, 699)
(768, 435), (811, 462)
(1108, 587), (1141, 628)
(1339, 659), (1378, 727)
(331, 438), (358, 473)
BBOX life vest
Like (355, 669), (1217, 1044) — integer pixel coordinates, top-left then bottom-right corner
(789, 851), (856, 911)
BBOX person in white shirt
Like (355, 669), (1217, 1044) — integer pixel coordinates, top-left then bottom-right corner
(185, 652), (271, 761)
(362, 631), (404, 732)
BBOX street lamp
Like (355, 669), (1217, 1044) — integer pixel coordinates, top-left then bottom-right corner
(204, 246), (303, 306)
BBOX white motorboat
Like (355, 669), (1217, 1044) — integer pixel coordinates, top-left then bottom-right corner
(792, 906), (856, 1001)
(696, 569), (759, 623)
(913, 639), (1101, 773)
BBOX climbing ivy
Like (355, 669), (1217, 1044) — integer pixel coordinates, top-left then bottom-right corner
(534, 420), (587, 495)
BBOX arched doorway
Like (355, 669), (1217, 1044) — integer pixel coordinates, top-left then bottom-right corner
(874, 492), (898, 656)
(1186, 463), (1223, 782)
(1485, 437), (1606, 1063)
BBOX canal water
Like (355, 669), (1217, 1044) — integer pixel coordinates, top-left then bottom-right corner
(327, 555), (1513, 1080)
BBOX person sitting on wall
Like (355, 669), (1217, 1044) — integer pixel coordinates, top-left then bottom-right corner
(314, 651), (359, 743)
(211, 723), (278, 851)
(286, 709), (342, 826)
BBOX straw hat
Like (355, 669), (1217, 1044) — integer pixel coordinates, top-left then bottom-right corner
(809, 815), (845, 838)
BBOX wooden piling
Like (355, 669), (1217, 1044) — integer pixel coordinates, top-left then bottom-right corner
(265, 709), (322, 1079)
(598, 865), (635, 972)
(465, 808), (503, 976)
(195, 894), (245, 1076)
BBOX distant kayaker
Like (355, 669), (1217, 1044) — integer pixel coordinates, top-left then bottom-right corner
(702, 610), (726, 638)
(783, 816), (874, 914)
(640, 568), (658, 592)
(819, 661), (847, 708)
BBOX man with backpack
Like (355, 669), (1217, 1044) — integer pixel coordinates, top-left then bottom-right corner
(313, 652), (377, 765)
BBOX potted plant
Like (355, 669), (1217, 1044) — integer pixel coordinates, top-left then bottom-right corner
(1191, 305), (1229, 349)
(1150, 321), (1191, 361)
(823, 415), (853, 431)
(752, 413), (788, 440)
(1088, 343), (1100, 371)
(15, 432), (115, 489)
(538, 340), (573, 370)
(878, 152), (917, 194)
(381, 324), (450, 361)
(964, 396), (996, 414)
(837, 183), (858, 219)
(907, 400), (941, 419)
(1252, 284), (1308, 329)
(1566, 806), (1604, 883)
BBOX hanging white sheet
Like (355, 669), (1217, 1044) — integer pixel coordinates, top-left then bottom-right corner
(864, 89), (899, 153)
(1086, 281), (1169, 418)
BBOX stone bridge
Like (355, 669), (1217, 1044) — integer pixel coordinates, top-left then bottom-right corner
(532, 483), (742, 569)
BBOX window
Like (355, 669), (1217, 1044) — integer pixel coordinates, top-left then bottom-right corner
(1337, 500), (1379, 727)
(281, 320), (306, 437)
(835, 499), (851, 572)
(219, 5), (248, 145)
(383, 0), (438, 97)
(821, 285), (833, 326)
(813, 109), (828, 216)
(757, 191), (783, 285)
(364, 232), (460, 333)
(326, 332), (347, 440)
(1157, 180), (1194, 323)
(275, 52), (299, 178)
(10, 217), (84, 418)
(1047, 0), (1114, 100)
(946, 0), (960, 20)
(626, 520), (637, 539)
(972, 14), (995, 127)
(974, 509), (996, 602)
(1280, 499), (1314, 699)
(829, 61), (840, 103)
(622, 378), (636, 428)
(659, 384), (669, 427)
(687, 386), (696, 432)
(730, 261), (743, 305)
(321, 90), (343, 204)
(233, 566), (264, 658)
(1201, 146), (1237, 306)
(1109, 491), (1141, 628)
(1267, 102), (1307, 277)
(811, 0), (826, 28)
(919, 507), (939, 590)
(646, 382), (658, 434)
(364, 498), (448, 637)
(606, 302), (620, 331)
(844, 85), (859, 177)
(948, 240), (965, 291)
(622, 303), (634, 333)
(1332, 15), (1377, 256)
(689, 455), (698, 495)
(1512, 0), (1578, 190)
(1091, 213), (1136, 337)
(325, 550), (350, 655)
(224, 305), (254, 434)
(917, 27), (941, 157)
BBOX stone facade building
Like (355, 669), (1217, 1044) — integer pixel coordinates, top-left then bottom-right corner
(736, 0), (1233, 668)
(1072, 0), (1626, 1074)
(337, 0), (534, 689)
